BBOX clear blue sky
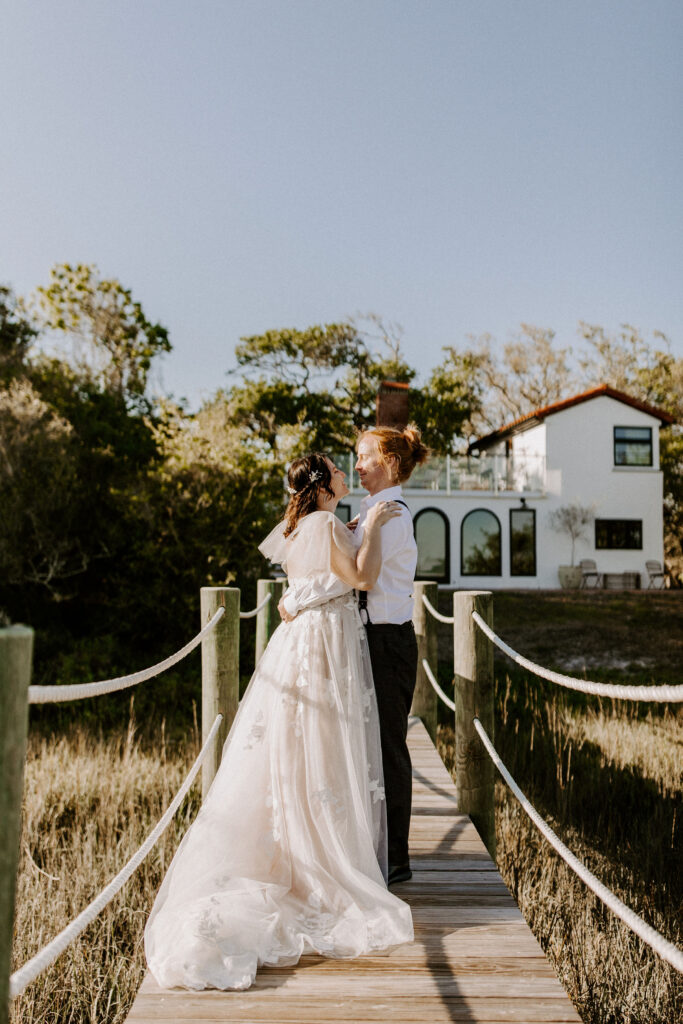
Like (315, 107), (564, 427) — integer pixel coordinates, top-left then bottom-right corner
(2, 1), (681, 409)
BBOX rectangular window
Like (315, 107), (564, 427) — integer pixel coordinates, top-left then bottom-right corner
(595, 519), (643, 550)
(614, 426), (652, 466)
(335, 504), (351, 524)
(510, 508), (536, 576)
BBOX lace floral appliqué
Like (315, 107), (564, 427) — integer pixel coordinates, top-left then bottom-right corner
(244, 711), (266, 750)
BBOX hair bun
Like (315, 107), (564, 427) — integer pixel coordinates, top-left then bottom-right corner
(403, 424), (430, 466)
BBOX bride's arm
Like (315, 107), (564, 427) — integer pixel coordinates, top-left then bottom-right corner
(330, 501), (401, 590)
(279, 575), (350, 621)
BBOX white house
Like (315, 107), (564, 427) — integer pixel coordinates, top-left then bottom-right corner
(335, 385), (673, 589)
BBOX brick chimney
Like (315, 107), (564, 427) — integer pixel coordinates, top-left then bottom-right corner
(376, 380), (410, 428)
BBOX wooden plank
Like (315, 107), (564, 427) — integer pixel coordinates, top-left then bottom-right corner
(127, 995), (581, 1023)
(126, 718), (581, 1023)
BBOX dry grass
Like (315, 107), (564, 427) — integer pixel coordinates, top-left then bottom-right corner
(567, 706), (682, 796)
(10, 710), (200, 1024)
(438, 682), (683, 1024)
(495, 790), (681, 1024)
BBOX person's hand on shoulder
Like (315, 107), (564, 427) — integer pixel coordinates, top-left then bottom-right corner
(346, 514), (359, 532)
(364, 501), (402, 531)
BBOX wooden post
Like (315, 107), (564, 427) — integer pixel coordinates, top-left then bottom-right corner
(411, 581), (439, 741)
(201, 587), (240, 799)
(0, 626), (33, 1024)
(255, 579), (287, 665)
(453, 591), (495, 858)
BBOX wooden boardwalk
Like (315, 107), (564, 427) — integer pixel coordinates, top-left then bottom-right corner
(127, 718), (581, 1023)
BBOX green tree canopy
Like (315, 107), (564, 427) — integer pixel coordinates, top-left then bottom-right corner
(230, 316), (480, 456)
(31, 263), (171, 406)
(231, 319), (414, 452)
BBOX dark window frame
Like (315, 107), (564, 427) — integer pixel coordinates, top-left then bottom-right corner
(613, 426), (653, 467)
(335, 503), (351, 524)
(414, 507), (450, 584)
(509, 507), (537, 576)
(595, 518), (643, 550)
(460, 508), (502, 577)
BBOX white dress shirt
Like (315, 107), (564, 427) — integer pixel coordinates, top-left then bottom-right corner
(356, 485), (416, 624)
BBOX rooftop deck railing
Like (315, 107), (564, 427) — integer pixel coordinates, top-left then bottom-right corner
(334, 452), (546, 494)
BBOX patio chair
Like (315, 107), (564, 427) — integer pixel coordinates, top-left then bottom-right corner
(645, 560), (666, 589)
(579, 559), (603, 588)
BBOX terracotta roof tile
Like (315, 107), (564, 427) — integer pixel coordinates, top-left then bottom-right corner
(470, 384), (674, 451)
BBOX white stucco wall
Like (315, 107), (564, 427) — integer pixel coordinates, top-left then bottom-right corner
(511, 422), (545, 459)
(543, 396), (663, 579)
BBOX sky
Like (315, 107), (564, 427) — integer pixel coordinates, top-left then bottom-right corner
(2, 0), (682, 410)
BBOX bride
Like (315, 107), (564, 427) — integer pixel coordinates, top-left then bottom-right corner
(144, 452), (414, 990)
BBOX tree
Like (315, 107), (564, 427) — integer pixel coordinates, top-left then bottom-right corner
(549, 503), (595, 566)
(0, 285), (36, 383)
(31, 263), (171, 406)
(0, 379), (81, 592)
(463, 324), (577, 430)
(231, 315), (486, 457)
(0, 267), (172, 666)
(409, 348), (484, 454)
(231, 318), (415, 453)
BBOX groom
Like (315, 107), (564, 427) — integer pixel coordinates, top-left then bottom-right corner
(279, 431), (418, 886)
(352, 430), (418, 885)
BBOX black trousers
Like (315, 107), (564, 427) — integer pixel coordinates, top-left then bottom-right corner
(365, 621), (418, 866)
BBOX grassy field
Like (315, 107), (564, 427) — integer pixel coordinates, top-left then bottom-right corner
(9, 591), (683, 1024)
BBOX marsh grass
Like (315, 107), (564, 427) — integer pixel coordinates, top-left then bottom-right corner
(10, 708), (200, 1024)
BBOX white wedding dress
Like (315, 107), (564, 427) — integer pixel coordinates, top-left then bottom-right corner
(145, 510), (414, 990)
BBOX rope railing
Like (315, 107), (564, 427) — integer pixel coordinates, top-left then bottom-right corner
(472, 716), (683, 974)
(239, 593), (271, 619)
(10, 714), (223, 999)
(421, 593), (454, 624)
(28, 608), (226, 704)
(472, 611), (683, 703)
(422, 658), (455, 711)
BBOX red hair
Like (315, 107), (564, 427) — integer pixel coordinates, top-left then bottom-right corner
(357, 425), (429, 483)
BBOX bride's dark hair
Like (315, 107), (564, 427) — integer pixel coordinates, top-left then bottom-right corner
(284, 453), (335, 537)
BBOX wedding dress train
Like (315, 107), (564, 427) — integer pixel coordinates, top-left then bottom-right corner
(145, 511), (413, 990)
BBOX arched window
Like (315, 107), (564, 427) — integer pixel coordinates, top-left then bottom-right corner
(414, 508), (450, 584)
(461, 509), (502, 576)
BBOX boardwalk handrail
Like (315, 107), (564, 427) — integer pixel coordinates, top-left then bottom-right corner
(422, 658), (455, 711)
(473, 716), (683, 974)
(10, 714), (223, 999)
(239, 593), (271, 619)
(471, 611), (683, 702)
(421, 593), (454, 624)
(27, 608), (226, 703)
